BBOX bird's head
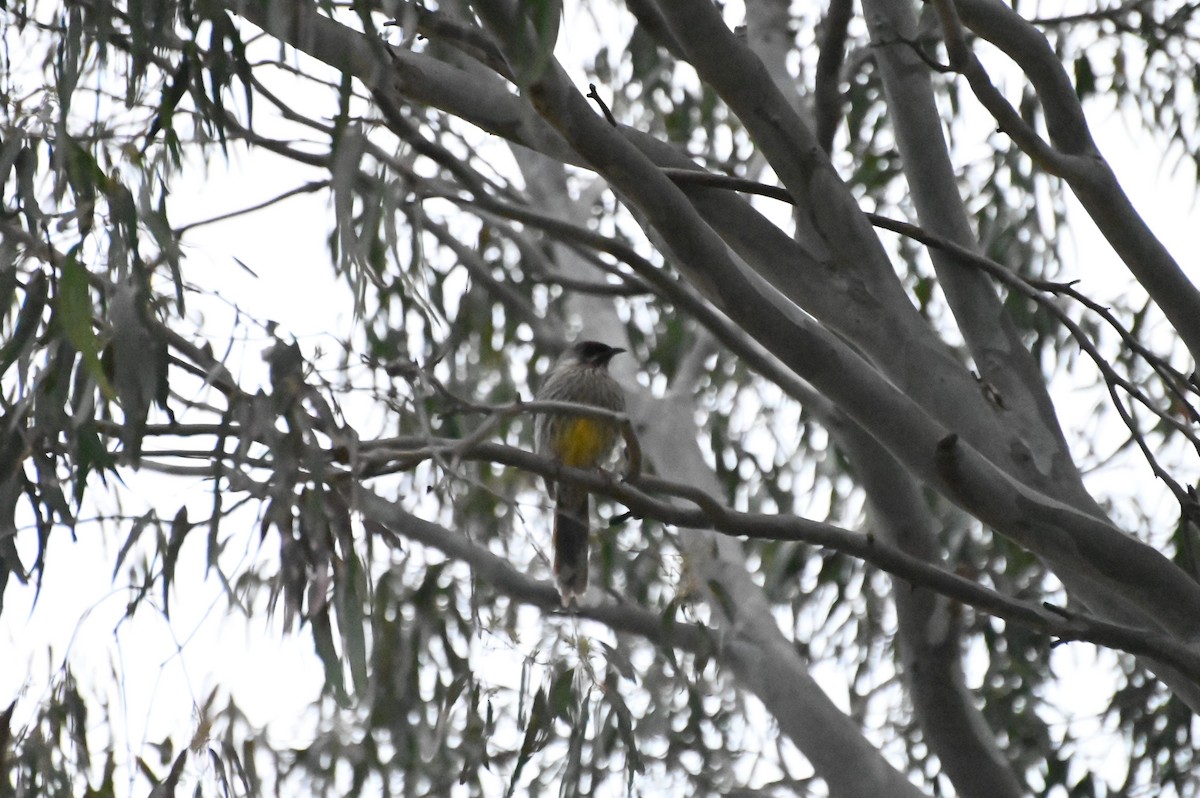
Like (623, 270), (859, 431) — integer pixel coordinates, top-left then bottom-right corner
(568, 340), (625, 368)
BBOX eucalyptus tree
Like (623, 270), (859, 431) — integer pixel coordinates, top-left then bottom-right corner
(4, 0), (1200, 795)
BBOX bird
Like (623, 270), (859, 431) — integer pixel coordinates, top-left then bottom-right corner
(534, 341), (627, 605)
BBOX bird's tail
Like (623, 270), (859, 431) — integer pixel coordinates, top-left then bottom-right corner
(553, 486), (590, 605)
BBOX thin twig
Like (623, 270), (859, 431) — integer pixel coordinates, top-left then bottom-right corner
(173, 181), (330, 236)
(587, 83), (618, 126)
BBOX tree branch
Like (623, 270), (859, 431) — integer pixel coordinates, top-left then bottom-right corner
(943, 0), (1200, 368)
(863, 0), (1091, 520)
(354, 432), (1200, 682)
(351, 485), (715, 654)
(225, 0), (582, 166)
(814, 0), (853, 154)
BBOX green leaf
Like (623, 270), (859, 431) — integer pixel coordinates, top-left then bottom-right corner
(0, 270), (47, 379)
(113, 510), (156, 580)
(54, 6), (84, 110)
(1074, 55), (1096, 100)
(0, 131), (25, 190)
(600, 641), (636, 682)
(524, 0), (561, 83)
(162, 506), (190, 617)
(604, 688), (644, 786)
(549, 665), (575, 721)
(0, 470), (30, 614)
(0, 256), (13, 319)
(62, 137), (102, 235)
(102, 178), (138, 251)
(706, 578), (736, 620)
(334, 547), (369, 695)
(312, 607), (349, 705)
(14, 145), (41, 230)
(73, 419), (116, 505)
(561, 684), (590, 798)
(145, 52), (192, 144)
(106, 280), (169, 463)
(507, 687), (551, 798)
(56, 251), (112, 400)
(659, 600), (680, 670)
(162, 747), (189, 792)
(83, 752), (117, 798)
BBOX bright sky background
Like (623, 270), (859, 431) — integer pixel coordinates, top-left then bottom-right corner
(3, 2), (1200, 794)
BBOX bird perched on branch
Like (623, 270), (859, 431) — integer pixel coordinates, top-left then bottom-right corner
(534, 341), (627, 605)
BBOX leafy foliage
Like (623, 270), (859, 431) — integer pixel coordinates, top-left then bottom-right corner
(3, 1), (1200, 796)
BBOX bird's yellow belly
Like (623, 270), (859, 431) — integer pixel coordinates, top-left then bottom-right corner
(555, 418), (613, 468)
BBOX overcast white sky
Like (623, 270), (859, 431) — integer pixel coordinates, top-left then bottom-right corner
(3, 4), (1200, 793)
